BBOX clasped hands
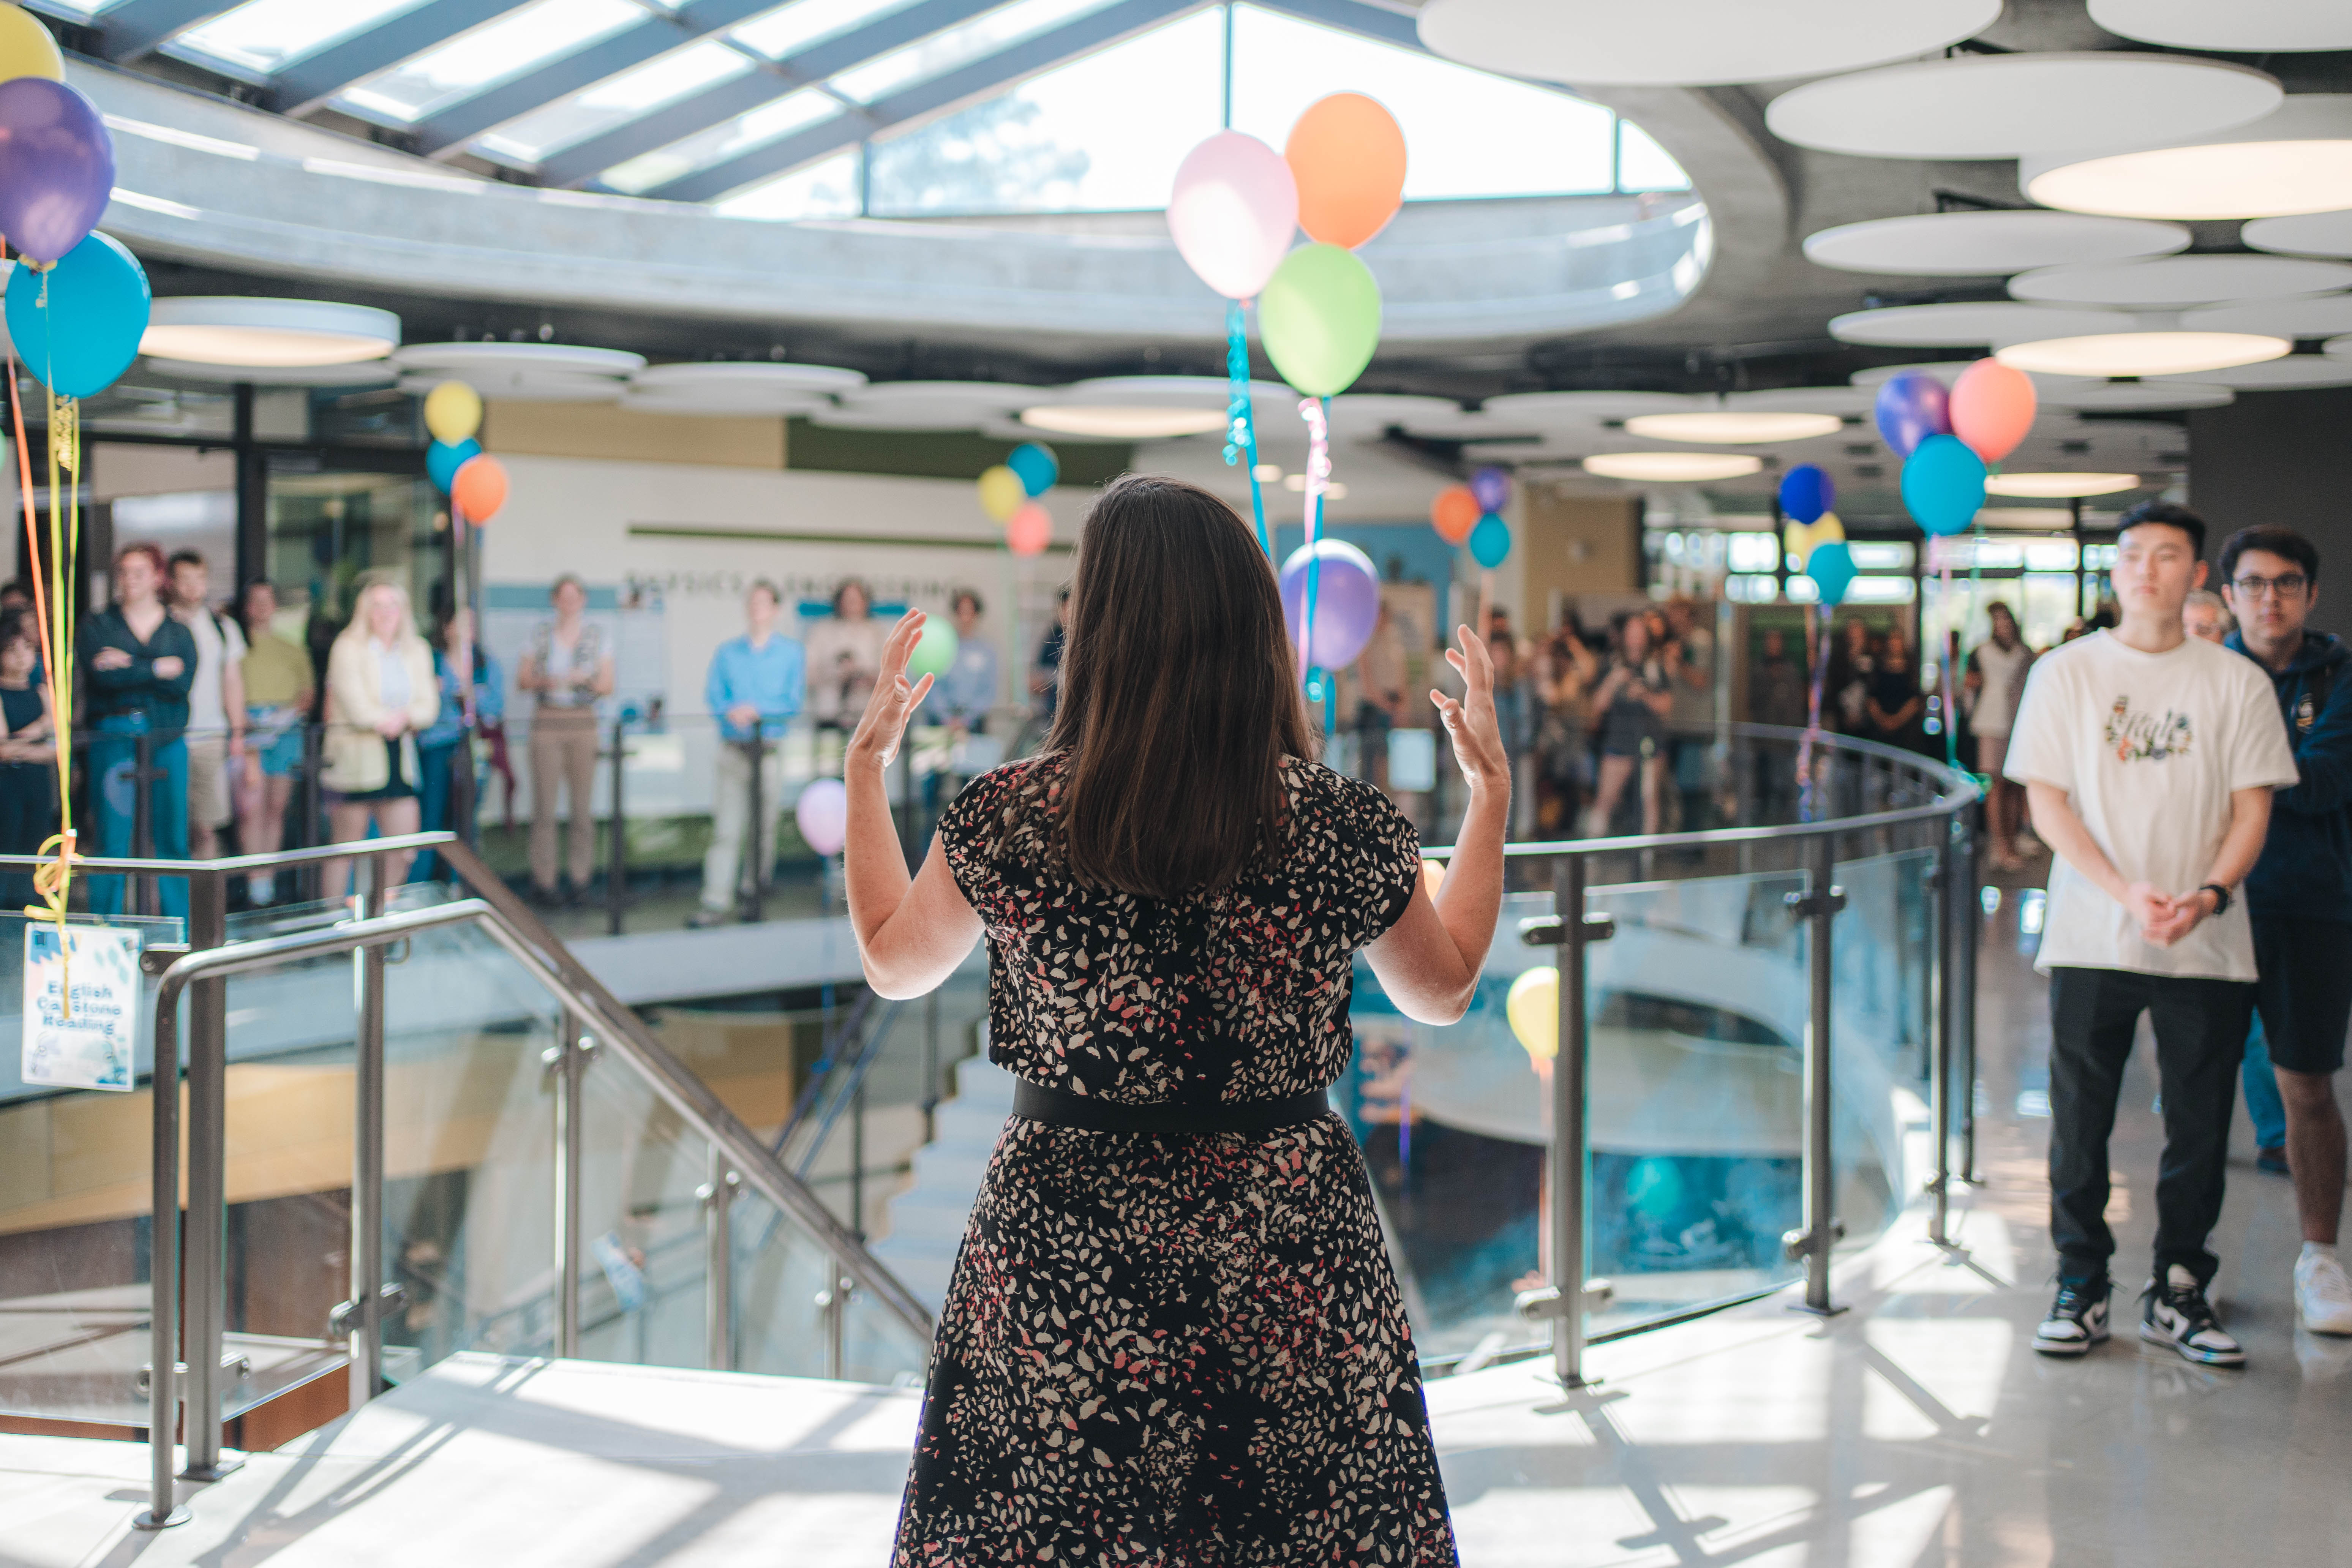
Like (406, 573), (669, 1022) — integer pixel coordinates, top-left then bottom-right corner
(2123, 881), (2218, 948)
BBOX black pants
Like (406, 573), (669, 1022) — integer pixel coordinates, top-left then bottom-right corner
(2048, 966), (2252, 1288)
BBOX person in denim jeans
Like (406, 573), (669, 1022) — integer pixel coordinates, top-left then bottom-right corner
(80, 544), (196, 919)
(415, 606), (502, 883)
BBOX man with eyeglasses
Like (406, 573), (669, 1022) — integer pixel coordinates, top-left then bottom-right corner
(2007, 501), (2297, 1366)
(2219, 524), (2352, 1336)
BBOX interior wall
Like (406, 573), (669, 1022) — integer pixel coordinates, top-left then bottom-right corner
(2187, 388), (2352, 598)
(1521, 488), (1643, 629)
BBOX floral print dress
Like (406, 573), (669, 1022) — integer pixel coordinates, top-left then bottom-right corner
(891, 753), (1459, 1568)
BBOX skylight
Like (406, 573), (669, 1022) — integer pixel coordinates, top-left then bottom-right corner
(336, 0), (647, 124)
(600, 87), (844, 194)
(715, 150), (863, 220)
(171, 0), (430, 76)
(730, 0), (930, 61)
(475, 38), (757, 166)
(830, 0), (1119, 105)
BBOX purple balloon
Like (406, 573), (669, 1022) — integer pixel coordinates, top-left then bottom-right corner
(1278, 538), (1382, 670)
(1469, 465), (1512, 513)
(0, 78), (113, 264)
(1872, 370), (1951, 460)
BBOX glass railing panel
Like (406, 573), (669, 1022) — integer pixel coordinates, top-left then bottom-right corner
(571, 1045), (722, 1372)
(727, 1186), (933, 1387)
(1827, 846), (1939, 1257)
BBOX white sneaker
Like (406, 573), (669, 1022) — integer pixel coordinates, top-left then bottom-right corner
(2295, 1250), (2352, 1336)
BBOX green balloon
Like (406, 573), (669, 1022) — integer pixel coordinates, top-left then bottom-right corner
(907, 618), (959, 682)
(1257, 243), (1382, 399)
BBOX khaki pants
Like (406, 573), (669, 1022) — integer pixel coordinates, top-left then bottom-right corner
(701, 741), (785, 914)
(529, 707), (600, 891)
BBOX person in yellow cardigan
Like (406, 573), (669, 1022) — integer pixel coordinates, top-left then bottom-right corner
(322, 579), (440, 891)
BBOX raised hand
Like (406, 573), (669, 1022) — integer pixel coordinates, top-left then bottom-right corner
(848, 609), (935, 772)
(1430, 624), (1510, 794)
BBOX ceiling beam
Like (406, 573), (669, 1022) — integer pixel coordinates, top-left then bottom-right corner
(529, 0), (1014, 188)
(1250, 0), (1419, 49)
(269, 0), (540, 116)
(93, 0), (241, 61)
(641, 0), (1202, 202)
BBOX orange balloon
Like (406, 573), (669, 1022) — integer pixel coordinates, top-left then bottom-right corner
(451, 454), (509, 522)
(1432, 484), (1478, 544)
(1948, 358), (2037, 465)
(1286, 93), (1406, 249)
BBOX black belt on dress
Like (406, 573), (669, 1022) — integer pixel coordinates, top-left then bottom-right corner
(1011, 1078), (1330, 1135)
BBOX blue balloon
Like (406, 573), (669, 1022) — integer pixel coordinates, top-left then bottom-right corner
(1873, 370), (1951, 459)
(1778, 463), (1834, 526)
(1006, 441), (1058, 497)
(6, 231), (149, 399)
(1469, 512), (1511, 569)
(428, 438), (483, 493)
(1901, 433), (1987, 537)
(1805, 540), (1857, 606)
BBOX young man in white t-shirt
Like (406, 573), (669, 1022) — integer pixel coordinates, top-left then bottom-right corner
(2004, 501), (2298, 1367)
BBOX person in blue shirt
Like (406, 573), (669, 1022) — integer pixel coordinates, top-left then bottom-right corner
(414, 606), (505, 883)
(693, 580), (804, 927)
(933, 589), (999, 736)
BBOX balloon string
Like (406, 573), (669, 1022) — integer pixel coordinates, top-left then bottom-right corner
(1298, 396), (1329, 696)
(1224, 299), (1268, 559)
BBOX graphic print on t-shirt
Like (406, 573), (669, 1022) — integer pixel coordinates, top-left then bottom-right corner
(2104, 696), (2192, 762)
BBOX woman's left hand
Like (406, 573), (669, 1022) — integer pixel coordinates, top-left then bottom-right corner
(847, 610), (934, 772)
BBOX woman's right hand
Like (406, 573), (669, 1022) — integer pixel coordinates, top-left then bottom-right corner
(1430, 624), (1509, 794)
(847, 610), (935, 773)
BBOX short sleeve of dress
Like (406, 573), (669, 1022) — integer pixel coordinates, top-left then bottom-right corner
(1326, 771), (1423, 947)
(934, 761), (1025, 915)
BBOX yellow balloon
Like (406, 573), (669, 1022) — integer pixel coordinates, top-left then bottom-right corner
(1783, 520), (1815, 570)
(0, 7), (63, 84)
(424, 380), (483, 444)
(1812, 512), (1844, 545)
(977, 464), (1023, 523)
(1506, 966), (1558, 1064)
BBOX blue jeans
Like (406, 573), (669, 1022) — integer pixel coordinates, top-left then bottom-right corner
(87, 719), (189, 921)
(2243, 1019), (2288, 1151)
(413, 741), (458, 882)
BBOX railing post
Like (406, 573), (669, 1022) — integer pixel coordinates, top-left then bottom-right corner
(135, 948), (188, 1532)
(1956, 803), (1981, 1183)
(180, 871), (236, 1481)
(1926, 836), (1952, 1248)
(607, 717), (626, 938)
(824, 1258), (847, 1381)
(1785, 834), (1847, 1316)
(742, 724), (766, 924)
(347, 857), (390, 1408)
(552, 1011), (589, 1359)
(700, 1150), (736, 1373)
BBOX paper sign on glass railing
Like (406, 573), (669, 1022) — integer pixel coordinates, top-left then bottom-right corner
(21, 923), (141, 1092)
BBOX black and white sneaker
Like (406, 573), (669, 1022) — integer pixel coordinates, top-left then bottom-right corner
(2140, 1265), (2246, 1367)
(2033, 1279), (2111, 1356)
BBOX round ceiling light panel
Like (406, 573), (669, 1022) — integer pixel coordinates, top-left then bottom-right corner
(1324, 394), (1468, 434)
(1020, 406), (1227, 439)
(148, 358), (400, 388)
(2034, 379), (2235, 412)
(1802, 211), (2189, 277)
(1994, 330), (2288, 377)
(1983, 472), (2144, 498)
(1415, 0), (1999, 86)
(631, 361), (866, 396)
(2088, 0), (2352, 52)
(619, 389), (835, 417)
(1767, 54), (2279, 160)
(1622, 410), (1843, 443)
(1848, 360), (2096, 390)
(400, 369), (624, 403)
(2243, 209), (2352, 259)
(817, 380), (1031, 431)
(140, 298), (400, 369)
(1830, 303), (2128, 347)
(2021, 95), (2352, 219)
(393, 341), (645, 376)
(2008, 253), (2352, 307)
(1481, 391), (1703, 426)
(1725, 387), (1875, 416)
(2181, 294), (2352, 339)
(2164, 353), (2352, 388)
(1581, 451), (1763, 481)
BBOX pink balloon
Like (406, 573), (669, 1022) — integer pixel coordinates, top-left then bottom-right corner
(795, 778), (848, 858)
(1167, 131), (1298, 300)
(1948, 358), (2037, 466)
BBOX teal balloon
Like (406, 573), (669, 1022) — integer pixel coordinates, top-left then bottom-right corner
(6, 231), (149, 399)
(1006, 441), (1058, 497)
(1901, 432), (1987, 537)
(1805, 540), (1857, 606)
(1257, 243), (1382, 398)
(428, 438), (482, 493)
(1468, 512), (1511, 568)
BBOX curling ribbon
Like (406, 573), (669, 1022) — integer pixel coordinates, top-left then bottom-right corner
(1298, 396), (1332, 706)
(1223, 300), (1269, 558)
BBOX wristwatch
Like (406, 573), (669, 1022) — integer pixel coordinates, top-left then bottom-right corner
(2199, 882), (2231, 916)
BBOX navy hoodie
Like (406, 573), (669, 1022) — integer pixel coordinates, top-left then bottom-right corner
(2228, 629), (2352, 925)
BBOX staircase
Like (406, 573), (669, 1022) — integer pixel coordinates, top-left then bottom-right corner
(866, 1053), (1014, 1312)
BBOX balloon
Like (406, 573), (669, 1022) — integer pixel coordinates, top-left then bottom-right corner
(1257, 243), (1382, 398)
(451, 454), (509, 522)
(1431, 484), (1478, 544)
(0, 77), (110, 262)
(1872, 369), (1951, 460)
(1507, 966), (1558, 1064)
(427, 437), (482, 494)
(1419, 858), (1445, 902)
(1469, 466), (1511, 513)
(1278, 538), (1382, 668)
(0, 7), (64, 83)
(6, 230), (146, 398)
(1469, 513), (1511, 569)
(1805, 540), (1857, 606)
(1166, 130), (1299, 300)
(795, 778), (848, 858)
(1779, 463), (1833, 526)
(424, 380), (482, 444)
(977, 464), (1023, 522)
(1006, 501), (1052, 557)
(907, 617), (958, 681)
(1902, 433), (1987, 537)
(1006, 441), (1058, 497)
(1285, 93), (1407, 249)
(1786, 510), (1846, 570)
(1948, 357), (2037, 465)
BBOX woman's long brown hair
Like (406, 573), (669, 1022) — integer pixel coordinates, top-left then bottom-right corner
(1044, 474), (1313, 900)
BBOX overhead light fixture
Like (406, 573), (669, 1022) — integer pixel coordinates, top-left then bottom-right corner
(1994, 330), (2287, 377)
(1985, 472), (2143, 498)
(1623, 411), (1842, 444)
(1582, 452), (1763, 482)
(2020, 93), (2352, 219)
(1253, 463), (1283, 482)
(140, 297), (400, 368)
(1019, 405), (1225, 439)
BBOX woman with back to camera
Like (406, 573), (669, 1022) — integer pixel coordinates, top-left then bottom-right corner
(846, 474), (1505, 1566)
